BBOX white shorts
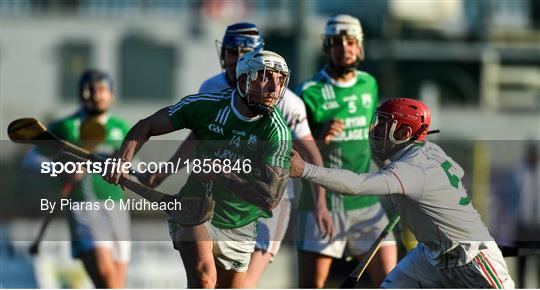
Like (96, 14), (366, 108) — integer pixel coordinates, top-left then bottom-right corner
(68, 200), (131, 263)
(297, 202), (396, 258)
(169, 218), (257, 272)
(255, 198), (292, 257)
(382, 243), (515, 288)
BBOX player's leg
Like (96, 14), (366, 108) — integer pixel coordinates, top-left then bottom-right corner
(364, 243), (398, 286)
(297, 211), (346, 288)
(381, 267), (423, 288)
(94, 245), (122, 287)
(114, 261), (128, 288)
(211, 223), (258, 288)
(467, 243), (515, 289)
(347, 203), (398, 286)
(170, 217), (217, 288)
(180, 240), (216, 288)
(110, 240), (130, 288)
(381, 244), (440, 288)
(243, 250), (273, 287)
(244, 198), (292, 288)
(78, 244), (120, 288)
(68, 207), (123, 288)
(109, 203), (131, 288)
(216, 268), (246, 288)
(298, 250), (334, 288)
(179, 240), (217, 288)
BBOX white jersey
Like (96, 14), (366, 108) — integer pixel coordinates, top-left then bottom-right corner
(302, 141), (496, 268)
(199, 72), (311, 199)
(382, 141), (494, 268)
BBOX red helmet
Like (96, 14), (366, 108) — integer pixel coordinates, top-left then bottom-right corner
(369, 98), (431, 158)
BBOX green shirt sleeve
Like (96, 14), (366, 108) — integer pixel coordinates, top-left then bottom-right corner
(264, 111), (292, 169)
(167, 95), (202, 130)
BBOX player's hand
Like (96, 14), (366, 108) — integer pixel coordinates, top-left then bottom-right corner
(137, 172), (169, 188)
(321, 119), (345, 144)
(315, 203), (334, 241)
(289, 149), (305, 178)
(104, 157), (130, 186)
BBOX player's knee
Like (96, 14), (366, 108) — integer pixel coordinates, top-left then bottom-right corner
(94, 263), (118, 287)
(193, 263), (216, 288)
(314, 279), (326, 289)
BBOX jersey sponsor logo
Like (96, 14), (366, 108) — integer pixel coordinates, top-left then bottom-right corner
(208, 123), (224, 135)
(362, 93), (372, 108)
(335, 128), (369, 141)
(343, 95), (357, 102)
(344, 116), (367, 128)
(322, 101), (339, 110)
(247, 134), (257, 151)
(214, 148), (245, 163)
(232, 129), (246, 137)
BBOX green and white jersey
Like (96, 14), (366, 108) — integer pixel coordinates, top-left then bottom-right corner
(46, 111), (130, 201)
(297, 69), (379, 211)
(168, 89), (292, 229)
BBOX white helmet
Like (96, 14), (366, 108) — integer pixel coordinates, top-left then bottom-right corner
(236, 50), (290, 115)
(323, 14), (363, 45)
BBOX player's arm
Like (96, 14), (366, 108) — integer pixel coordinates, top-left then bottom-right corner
(203, 164), (289, 212)
(294, 135), (326, 202)
(139, 132), (196, 188)
(290, 150), (425, 198)
(284, 91), (327, 211)
(118, 108), (175, 160)
(107, 107), (176, 184)
(294, 135), (335, 239)
(300, 161), (390, 196)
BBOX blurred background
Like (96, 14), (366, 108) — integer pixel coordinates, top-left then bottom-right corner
(1, 0), (539, 288)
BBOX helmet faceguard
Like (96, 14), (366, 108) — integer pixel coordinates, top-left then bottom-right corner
(236, 50), (289, 116)
(369, 98), (431, 160)
(323, 14), (364, 73)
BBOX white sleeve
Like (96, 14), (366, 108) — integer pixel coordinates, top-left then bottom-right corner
(379, 161), (426, 200)
(280, 89), (311, 139)
(301, 163), (391, 196)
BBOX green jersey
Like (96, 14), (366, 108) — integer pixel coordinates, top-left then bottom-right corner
(46, 111), (130, 201)
(168, 89), (292, 229)
(297, 69), (379, 211)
